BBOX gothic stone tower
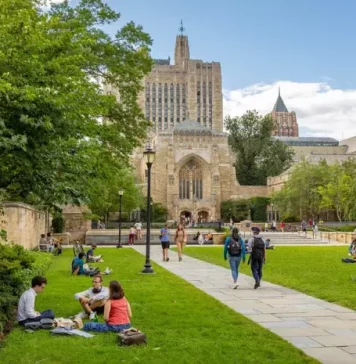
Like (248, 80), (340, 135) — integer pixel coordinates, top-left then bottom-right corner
(137, 26), (223, 133)
(271, 89), (299, 137)
(132, 25), (267, 222)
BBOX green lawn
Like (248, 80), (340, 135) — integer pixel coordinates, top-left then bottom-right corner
(180, 246), (356, 310)
(0, 248), (318, 364)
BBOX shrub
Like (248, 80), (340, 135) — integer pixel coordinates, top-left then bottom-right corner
(0, 243), (52, 336)
(52, 214), (65, 233)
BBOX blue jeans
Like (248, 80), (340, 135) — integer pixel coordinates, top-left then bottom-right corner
(228, 256), (241, 282)
(19, 309), (55, 325)
(83, 322), (131, 333)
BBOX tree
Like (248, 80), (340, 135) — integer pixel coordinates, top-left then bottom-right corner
(0, 0), (152, 208)
(225, 110), (294, 185)
(86, 165), (144, 225)
(274, 160), (332, 220)
(318, 161), (356, 221)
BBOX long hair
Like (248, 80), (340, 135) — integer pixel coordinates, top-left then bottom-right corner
(109, 280), (125, 300)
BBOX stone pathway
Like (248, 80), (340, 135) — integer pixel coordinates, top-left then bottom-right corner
(133, 245), (356, 364)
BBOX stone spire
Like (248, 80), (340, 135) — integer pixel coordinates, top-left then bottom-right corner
(174, 20), (190, 67)
(272, 87), (289, 113)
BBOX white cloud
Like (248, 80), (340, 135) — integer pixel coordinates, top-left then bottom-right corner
(223, 81), (356, 140)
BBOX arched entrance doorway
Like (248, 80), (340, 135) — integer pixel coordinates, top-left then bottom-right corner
(180, 210), (192, 226)
(197, 210), (209, 223)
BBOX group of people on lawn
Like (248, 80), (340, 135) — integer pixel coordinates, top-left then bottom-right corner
(17, 273), (132, 333)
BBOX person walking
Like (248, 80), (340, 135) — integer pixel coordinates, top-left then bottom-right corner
(160, 224), (170, 262)
(128, 226), (135, 245)
(248, 227), (266, 289)
(280, 221), (285, 232)
(224, 228), (246, 289)
(175, 224), (186, 262)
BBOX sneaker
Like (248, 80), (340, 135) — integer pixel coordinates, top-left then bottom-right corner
(104, 267), (110, 274)
(75, 311), (88, 319)
(233, 283), (239, 289)
(89, 311), (97, 320)
(254, 281), (260, 289)
(179, 257), (182, 262)
(166, 257), (169, 262)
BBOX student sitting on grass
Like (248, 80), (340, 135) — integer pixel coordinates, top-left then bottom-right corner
(83, 280), (132, 333)
(74, 274), (109, 320)
(86, 244), (103, 263)
(17, 276), (55, 325)
(72, 252), (87, 275)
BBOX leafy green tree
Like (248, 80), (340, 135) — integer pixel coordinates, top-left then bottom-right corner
(318, 161), (356, 221)
(225, 110), (294, 185)
(87, 166), (144, 225)
(274, 160), (331, 220)
(0, 0), (152, 208)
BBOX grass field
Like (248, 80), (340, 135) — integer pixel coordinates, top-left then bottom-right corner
(0, 248), (318, 364)
(179, 246), (356, 310)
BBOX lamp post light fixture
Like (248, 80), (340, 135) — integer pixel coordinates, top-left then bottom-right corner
(117, 188), (124, 248)
(142, 142), (156, 274)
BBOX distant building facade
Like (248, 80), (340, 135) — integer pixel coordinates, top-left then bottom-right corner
(271, 89), (299, 137)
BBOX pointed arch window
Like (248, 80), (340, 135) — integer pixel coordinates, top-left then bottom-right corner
(179, 161), (203, 200)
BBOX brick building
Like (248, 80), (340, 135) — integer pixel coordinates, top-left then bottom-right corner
(271, 89), (299, 137)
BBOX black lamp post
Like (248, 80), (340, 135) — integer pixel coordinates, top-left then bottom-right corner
(150, 201), (153, 228)
(142, 142), (156, 274)
(117, 188), (124, 248)
(271, 203), (274, 222)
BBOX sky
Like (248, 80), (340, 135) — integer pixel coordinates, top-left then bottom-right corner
(54, 0), (356, 140)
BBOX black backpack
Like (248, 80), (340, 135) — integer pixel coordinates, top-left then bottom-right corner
(228, 236), (241, 256)
(251, 237), (265, 260)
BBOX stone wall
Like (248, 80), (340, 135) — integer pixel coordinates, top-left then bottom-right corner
(62, 205), (91, 243)
(1, 202), (49, 249)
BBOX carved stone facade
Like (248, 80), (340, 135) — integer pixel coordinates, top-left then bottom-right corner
(130, 29), (268, 221)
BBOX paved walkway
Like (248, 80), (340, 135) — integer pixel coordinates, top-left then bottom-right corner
(133, 245), (356, 364)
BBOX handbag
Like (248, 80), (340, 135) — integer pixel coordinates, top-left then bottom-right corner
(118, 328), (147, 346)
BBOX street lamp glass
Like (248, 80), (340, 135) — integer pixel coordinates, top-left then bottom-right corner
(143, 142), (156, 165)
(119, 188), (124, 196)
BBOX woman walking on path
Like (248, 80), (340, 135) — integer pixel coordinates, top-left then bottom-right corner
(224, 228), (246, 289)
(175, 224), (186, 261)
(83, 281), (132, 333)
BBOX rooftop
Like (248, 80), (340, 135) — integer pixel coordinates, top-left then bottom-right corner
(275, 136), (339, 146)
(272, 89), (289, 113)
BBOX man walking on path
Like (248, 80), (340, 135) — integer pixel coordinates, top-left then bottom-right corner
(248, 227), (266, 289)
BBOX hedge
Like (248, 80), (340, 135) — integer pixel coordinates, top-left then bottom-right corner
(0, 243), (53, 337)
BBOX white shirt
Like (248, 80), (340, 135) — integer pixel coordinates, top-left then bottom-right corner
(135, 222), (142, 230)
(17, 288), (39, 321)
(74, 286), (109, 302)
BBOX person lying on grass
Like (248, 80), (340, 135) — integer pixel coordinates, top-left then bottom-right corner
(83, 280), (132, 333)
(74, 274), (109, 320)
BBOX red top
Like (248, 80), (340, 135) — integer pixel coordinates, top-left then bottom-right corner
(108, 298), (130, 325)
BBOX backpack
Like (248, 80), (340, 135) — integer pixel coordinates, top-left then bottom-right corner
(251, 237), (265, 260)
(228, 236), (241, 256)
(118, 328), (147, 346)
